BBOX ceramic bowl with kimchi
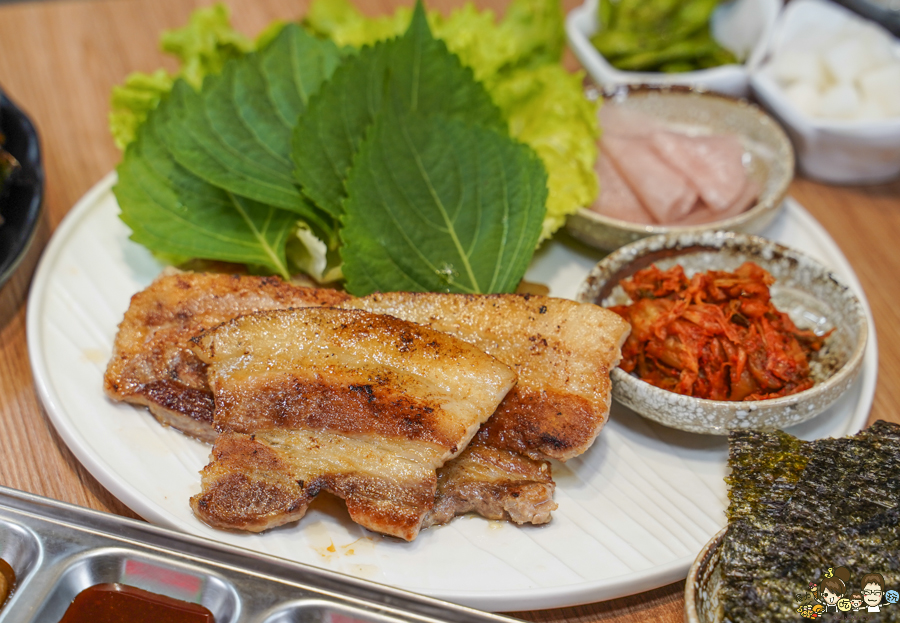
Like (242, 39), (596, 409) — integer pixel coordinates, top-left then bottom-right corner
(566, 86), (794, 252)
(576, 231), (868, 435)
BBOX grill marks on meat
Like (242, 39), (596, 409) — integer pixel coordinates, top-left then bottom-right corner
(103, 270), (350, 442)
(191, 308), (516, 459)
(348, 292), (630, 461)
(190, 307), (517, 540)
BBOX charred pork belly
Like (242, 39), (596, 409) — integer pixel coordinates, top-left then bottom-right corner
(103, 270), (349, 441)
(189, 307), (516, 540)
(348, 292), (630, 461)
(105, 274), (628, 531)
(424, 436), (557, 528)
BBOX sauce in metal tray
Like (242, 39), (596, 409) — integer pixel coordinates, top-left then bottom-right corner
(58, 583), (215, 623)
(0, 558), (15, 607)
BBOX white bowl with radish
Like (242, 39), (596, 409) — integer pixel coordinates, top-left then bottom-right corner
(750, 0), (900, 184)
(566, 85), (794, 252)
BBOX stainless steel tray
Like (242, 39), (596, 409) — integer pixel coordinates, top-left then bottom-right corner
(0, 486), (518, 623)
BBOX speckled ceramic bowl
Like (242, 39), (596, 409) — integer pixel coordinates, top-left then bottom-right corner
(566, 86), (794, 252)
(576, 231), (868, 435)
(685, 527), (728, 623)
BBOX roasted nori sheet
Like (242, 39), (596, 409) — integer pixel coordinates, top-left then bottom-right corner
(721, 420), (900, 622)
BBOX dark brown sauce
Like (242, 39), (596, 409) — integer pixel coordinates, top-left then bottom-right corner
(58, 583), (214, 623)
(0, 558), (15, 608)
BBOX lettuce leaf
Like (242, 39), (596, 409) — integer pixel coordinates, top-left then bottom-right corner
(159, 3), (254, 90)
(302, 0), (597, 240)
(293, 4), (504, 218)
(303, 0), (412, 48)
(302, 0), (563, 78)
(109, 70), (173, 151)
(434, 0), (564, 84)
(286, 223), (343, 283)
(490, 65), (599, 240)
(109, 3), (253, 150)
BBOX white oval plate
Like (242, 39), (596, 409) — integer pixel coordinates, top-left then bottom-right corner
(27, 173), (877, 612)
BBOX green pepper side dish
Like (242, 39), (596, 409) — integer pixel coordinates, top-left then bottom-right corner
(591, 0), (738, 73)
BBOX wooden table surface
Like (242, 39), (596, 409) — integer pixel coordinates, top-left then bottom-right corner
(0, 0), (898, 621)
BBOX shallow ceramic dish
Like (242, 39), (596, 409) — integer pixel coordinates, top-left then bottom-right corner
(565, 0), (781, 97)
(576, 231), (868, 435)
(0, 87), (43, 289)
(565, 87), (793, 252)
(684, 527), (728, 623)
(750, 0), (900, 184)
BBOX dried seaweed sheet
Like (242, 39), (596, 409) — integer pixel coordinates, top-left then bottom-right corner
(721, 429), (820, 621)
(722, 421), (900, 622)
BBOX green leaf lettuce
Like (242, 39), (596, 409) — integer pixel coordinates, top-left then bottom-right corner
(109, 3), (255, 150)
(293, 4), (504, 219)
(302, 0), (598, 240)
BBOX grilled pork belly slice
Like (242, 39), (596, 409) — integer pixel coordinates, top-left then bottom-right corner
(424, 437), (557, 528)
(189, 307), (517, 539)
(106, 274), (627, 530)
(103, 270), (349, 442)
(347, 292), (630, 461)
(192, 430), (439, 540)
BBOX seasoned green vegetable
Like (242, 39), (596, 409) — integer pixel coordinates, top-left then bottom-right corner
(590, 0), (737, 73)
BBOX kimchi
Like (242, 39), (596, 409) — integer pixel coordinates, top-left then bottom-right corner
(608, 262), (828, 401)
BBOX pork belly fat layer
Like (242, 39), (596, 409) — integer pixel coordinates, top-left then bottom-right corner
(192, 430), (438, 541)
(348, 292), (631, 461)
(103, 270), (350, 441)
(191, 307), (517, 463)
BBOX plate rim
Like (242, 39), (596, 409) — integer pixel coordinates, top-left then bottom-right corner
(25, 172), (878, 611)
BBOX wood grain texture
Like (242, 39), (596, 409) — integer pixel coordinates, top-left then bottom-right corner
(0, 1), (896, 622)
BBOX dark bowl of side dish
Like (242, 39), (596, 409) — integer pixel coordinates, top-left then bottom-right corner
(0, 87), (43, 289)
(576, 231), (868, 435)
(566, 86), (793, 252)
